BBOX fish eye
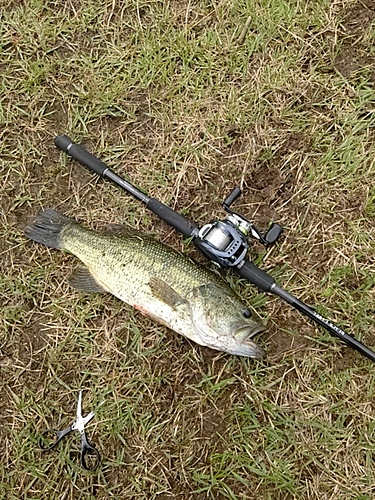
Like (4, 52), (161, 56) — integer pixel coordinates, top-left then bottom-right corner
(242, 309), (251, 318)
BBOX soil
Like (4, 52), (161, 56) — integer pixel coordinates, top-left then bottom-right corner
(3, 0), (371, 401)
(1, 1), (374, 498)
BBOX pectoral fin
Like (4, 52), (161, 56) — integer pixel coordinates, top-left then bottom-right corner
(148, 277), (186, 308)
(68, 266), (107, 293)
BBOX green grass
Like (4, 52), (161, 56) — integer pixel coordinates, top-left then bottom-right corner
(1, 0), (375, 498)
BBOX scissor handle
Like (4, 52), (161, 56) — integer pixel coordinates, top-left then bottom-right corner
(38, 425), (72, 451)
(80, 432), (101, 471)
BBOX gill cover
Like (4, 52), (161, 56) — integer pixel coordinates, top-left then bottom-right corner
(187, 283), (266, 358)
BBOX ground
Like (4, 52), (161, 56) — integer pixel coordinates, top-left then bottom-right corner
(1, 0), (375, 499)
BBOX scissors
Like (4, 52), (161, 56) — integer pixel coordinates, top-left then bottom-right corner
(38, 391), (104, 471)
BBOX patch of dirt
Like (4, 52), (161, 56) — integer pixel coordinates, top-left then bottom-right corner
(332, 348), (360, 372)
(334, 1), (375, 82)
(2, 0), (26, 11)
(265, 322), (313, 357)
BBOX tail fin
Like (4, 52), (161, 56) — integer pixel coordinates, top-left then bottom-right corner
(25, 208), (73, 249)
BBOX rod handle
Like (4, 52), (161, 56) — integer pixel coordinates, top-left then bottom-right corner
(147, 198), (198, 238)
(55, 135), (109, 177)
(237, 260), (275, 292)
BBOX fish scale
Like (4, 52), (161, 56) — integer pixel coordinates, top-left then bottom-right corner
(25, 208), (266, 358)
(67, 228), (215, 291)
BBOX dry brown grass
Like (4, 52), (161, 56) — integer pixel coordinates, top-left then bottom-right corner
(1, 0), (375, 498)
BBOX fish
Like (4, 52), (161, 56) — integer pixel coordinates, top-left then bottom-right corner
(25, 208), (266, 358)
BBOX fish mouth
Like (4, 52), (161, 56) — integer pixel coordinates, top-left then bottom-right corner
(233, 323), (267, 342)
(232, 324), (266, 358)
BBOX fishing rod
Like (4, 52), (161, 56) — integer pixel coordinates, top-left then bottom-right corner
(54, 135), (375, 363)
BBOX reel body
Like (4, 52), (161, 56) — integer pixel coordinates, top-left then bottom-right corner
(194, 188), (283, 268)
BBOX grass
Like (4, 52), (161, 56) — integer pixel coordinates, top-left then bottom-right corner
(1, 0), (375, 498)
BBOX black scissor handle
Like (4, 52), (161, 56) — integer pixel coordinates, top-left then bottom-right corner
(38, 425), (72, 451)
(80, 432), (101, 471)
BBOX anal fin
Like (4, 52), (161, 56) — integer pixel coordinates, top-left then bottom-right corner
(68, 266), (107, 293)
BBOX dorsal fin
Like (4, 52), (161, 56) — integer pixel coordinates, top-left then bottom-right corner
(103, 223), (141, 237)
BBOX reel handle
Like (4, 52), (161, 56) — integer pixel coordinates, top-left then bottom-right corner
(223, 187), (242, 209)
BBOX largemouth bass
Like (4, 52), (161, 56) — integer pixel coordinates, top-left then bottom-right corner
(25, 208), (266, 357)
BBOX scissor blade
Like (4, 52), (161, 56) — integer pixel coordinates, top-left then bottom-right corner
(72, 393), (104, 432)
(82, 411), (95, 427)
(76, 390), (83, 419)
(72, 410), (95, 433)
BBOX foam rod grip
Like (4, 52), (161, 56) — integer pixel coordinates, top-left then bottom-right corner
(55, 135), (109, 177)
